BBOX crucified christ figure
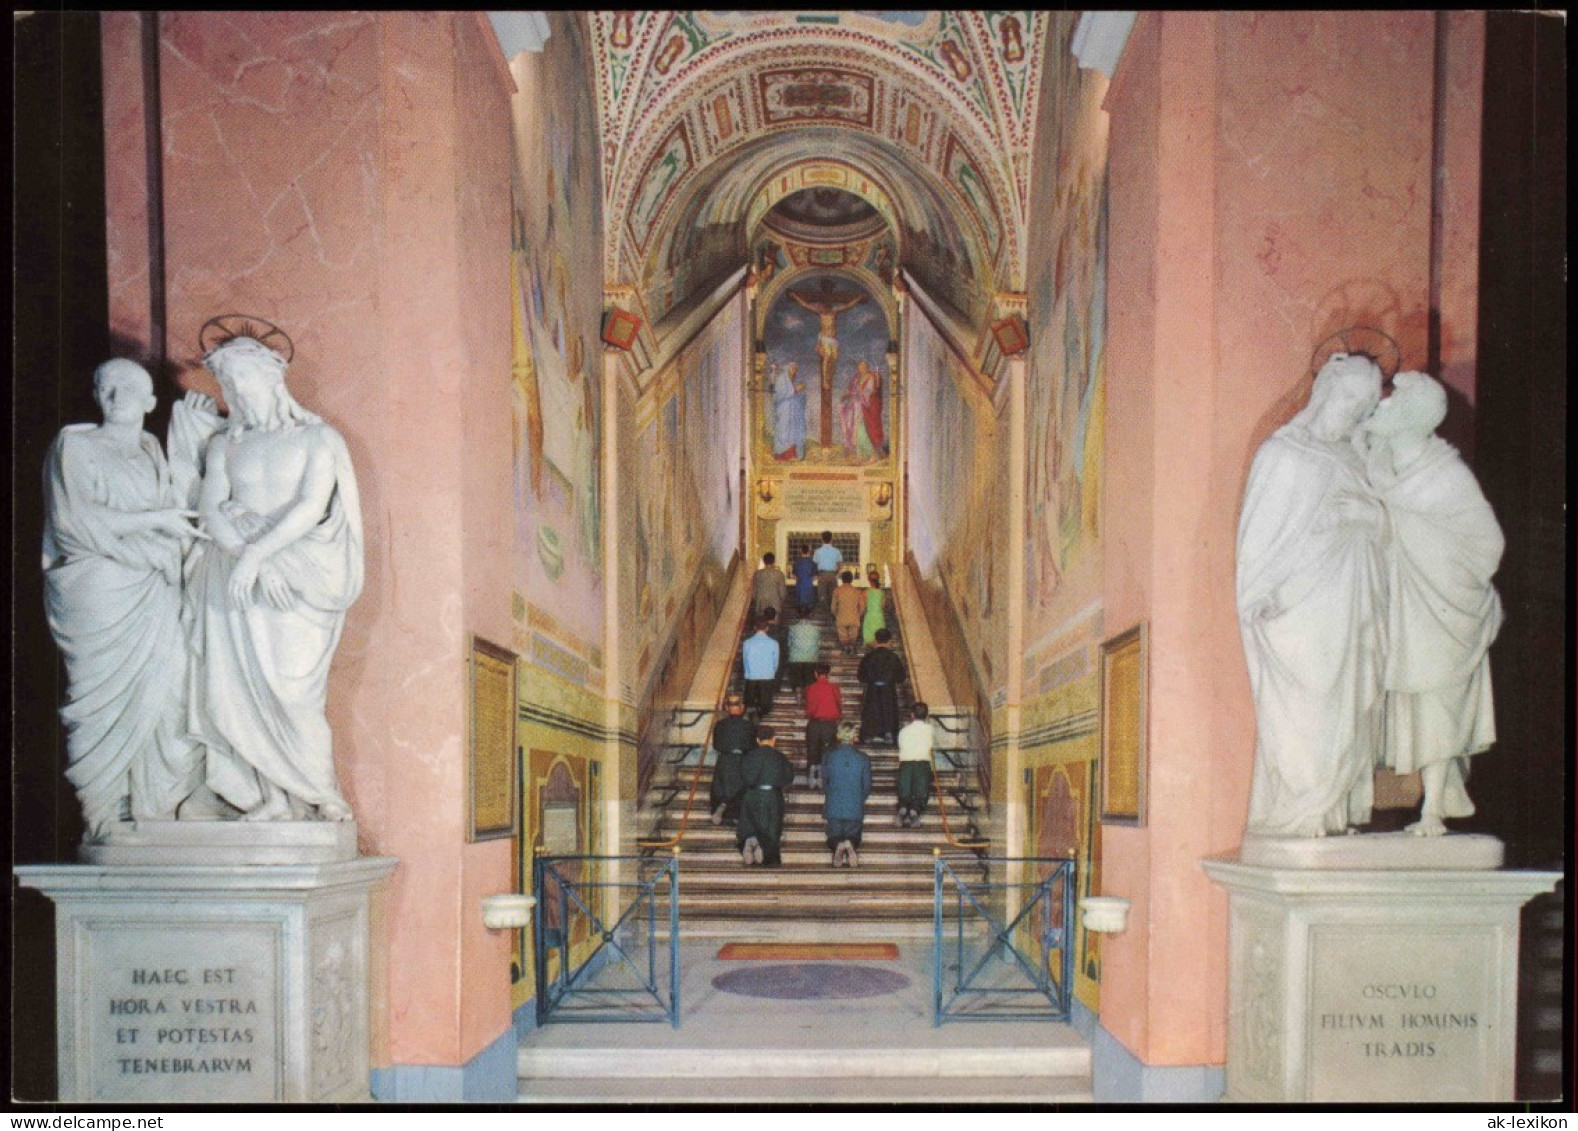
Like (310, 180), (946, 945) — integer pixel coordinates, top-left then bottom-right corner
(789, 288), (866, 448)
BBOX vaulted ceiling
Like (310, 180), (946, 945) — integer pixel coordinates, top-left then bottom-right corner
(588, 11), (1051, 335)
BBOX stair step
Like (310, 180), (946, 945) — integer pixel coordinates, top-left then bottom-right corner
(518, 1074), (1094, 1104)
(519, 1041), (1088, 1079)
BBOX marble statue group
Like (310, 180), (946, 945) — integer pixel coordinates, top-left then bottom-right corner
(43, 337), (363, 839)
(1237, 353), (1505, 839)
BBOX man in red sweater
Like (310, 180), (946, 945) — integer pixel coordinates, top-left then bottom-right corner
(803, 662), (842, 790)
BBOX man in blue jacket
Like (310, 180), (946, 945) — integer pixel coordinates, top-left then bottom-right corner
(822, 722), (872, 868)
(741, 616), (780, 718)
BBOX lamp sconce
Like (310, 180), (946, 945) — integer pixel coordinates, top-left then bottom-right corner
(481, 893), (536, 931)
(1078, 896), (1131, 934)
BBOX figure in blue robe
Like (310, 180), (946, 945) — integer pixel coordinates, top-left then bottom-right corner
(771, 362), (807, 461)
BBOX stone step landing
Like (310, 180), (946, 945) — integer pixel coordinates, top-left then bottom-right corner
(518, 1037), (1091, 1105)
(517, 1073), (1095, 1104)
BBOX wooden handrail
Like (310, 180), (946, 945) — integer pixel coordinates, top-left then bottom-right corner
(931, 753), (990, 851)
(637, 587), (755, 851)
(888, 568), (989, 853)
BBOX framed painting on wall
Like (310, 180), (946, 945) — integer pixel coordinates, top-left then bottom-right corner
(1098, 622), (1147, 826)
(468, 636), (519, 841)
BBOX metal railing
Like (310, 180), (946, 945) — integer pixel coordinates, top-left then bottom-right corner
(927, 710), (990, 850)
(637, 706), (718, 851)
(638, 582), (756, 851)
(533, 851), (681, 1027)
(933, 853), (1076, 1025)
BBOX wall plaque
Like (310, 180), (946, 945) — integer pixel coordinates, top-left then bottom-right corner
(1099, 623), (1147, 825)
(469, 637), (519, 841)
(781, 475), (865, 522)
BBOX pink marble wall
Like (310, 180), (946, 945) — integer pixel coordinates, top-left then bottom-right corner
(1101, 10), (1453, 1067)
(1437, 11), (1486, 459)
(102, 13), (155, 355)
(113, 12), (517, 1068)
(453, 14), (518, 1059)
(1099, 8), (1163, 1060)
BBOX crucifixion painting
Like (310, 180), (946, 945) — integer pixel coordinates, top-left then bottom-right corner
(788, 283), (867, 449)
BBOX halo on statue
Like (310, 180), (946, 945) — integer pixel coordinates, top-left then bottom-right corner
(199, 314), (295, 364)
(1309, 326), (1399, 382)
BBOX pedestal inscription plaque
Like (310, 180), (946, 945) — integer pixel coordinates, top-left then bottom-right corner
(1307, 926), (1499, 1102)
(86, 922), (281, 1102)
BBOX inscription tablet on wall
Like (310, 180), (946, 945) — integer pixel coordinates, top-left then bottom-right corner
(781, 477), (865, 522)
(85, 923), (280, 1102)
(1308, 926), (1497, 1103)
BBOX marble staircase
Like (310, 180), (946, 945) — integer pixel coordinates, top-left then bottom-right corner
(641, 591), (990, 930)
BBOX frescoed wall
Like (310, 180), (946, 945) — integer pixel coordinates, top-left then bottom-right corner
(1017, 604), (1105, 1013)
(747, 263), (902, 572)
(505, 14), (616, 1015)
(510, 671), (608, 1013)
(618, 292), (746, 796)
(1023, 22), (1110, 660)
(508, 13), (607, 683)
(1011, 22), (1114, 1017)
(903, 302), (1009, 700)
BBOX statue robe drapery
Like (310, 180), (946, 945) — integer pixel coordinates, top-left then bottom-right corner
(43, 426), (198, 829)
(1237, 425), (1386, 837)
(1375, 436), (1503, 814)
(186, 426), (364, 815)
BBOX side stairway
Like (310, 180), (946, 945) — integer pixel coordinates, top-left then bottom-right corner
(641, 590), (989, 933)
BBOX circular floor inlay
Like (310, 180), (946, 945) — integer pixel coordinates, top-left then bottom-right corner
(712, 962), (911, 1000)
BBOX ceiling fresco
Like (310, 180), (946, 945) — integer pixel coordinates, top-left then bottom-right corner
(767, 187), (880, 230)
(588, 11), (1050, 333)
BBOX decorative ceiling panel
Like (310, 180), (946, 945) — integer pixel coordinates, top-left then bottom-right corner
(758, 67), (876, 128)
(590, 11), (1051, 330)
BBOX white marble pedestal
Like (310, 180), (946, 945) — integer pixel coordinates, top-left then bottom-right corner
(1203, 838), (1559, 1103)
(15, 824), (396, 1104)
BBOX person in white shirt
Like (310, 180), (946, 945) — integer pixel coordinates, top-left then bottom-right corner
(896, 702), (938, 827)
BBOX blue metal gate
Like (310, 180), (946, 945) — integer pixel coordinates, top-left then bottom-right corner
(933, 854), (1076, 1025)
(533, 852), (681, 1027)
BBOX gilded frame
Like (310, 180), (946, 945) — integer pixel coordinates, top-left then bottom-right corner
(468, 636), (519, 841)
(1098, 622), (1147, 826)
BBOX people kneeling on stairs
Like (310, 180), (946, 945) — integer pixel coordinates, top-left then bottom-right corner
(741, 614), (780, 718)
(896, 702), (937, 828)
(710, 694), (755, 826)
(831, 570), (864, 655)
(803, 662), (842, 789)
(736, 726), (794, 867)
(857, 627), (907, 744)
(823, 722), (872, 868)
